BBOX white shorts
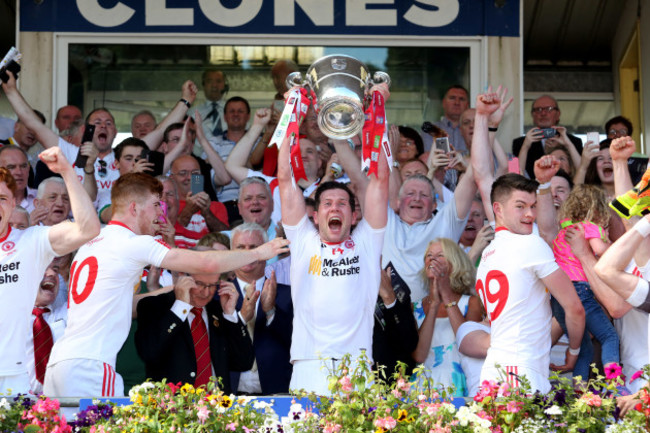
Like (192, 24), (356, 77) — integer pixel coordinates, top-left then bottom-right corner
(44, 359), (124, 398)
(480, 364), (550, 394)
(290, 358), (369, 396)
(0, 372), (30, 396)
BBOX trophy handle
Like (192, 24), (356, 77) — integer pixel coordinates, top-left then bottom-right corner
(286, 71), (304, 89)
(371, 71), (391, 88)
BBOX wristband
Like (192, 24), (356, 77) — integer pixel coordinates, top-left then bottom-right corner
(179, 98), (191, 109)
(537, 181), (551, 190)
(568, 346), (580, 356)
(626, 277), (650, 308)
(633, 218), (650, 238)
(445, 300), (458, 308)
(488, 126), (498, 132)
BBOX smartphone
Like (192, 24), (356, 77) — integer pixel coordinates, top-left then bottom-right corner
(508, 156), (520, 174)
(539, 128), (556, 139)
(74, 124), (96, 169)
(587, 131), (600, 145)
(435, 137), (450, 153)
(147, 150), (165, 177)
(191, 173), (204, 196)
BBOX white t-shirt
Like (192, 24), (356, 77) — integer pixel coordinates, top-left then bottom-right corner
(284, 215), (385, 362)
(456, 321), (491, 398)
(477, 229), (558, 389)
(381, 199), (468, 302)
(0, 226), (56, 375)
(615, 261), (650, 393)
(49, 222), (170, 368)
(57, 137), (119, 210)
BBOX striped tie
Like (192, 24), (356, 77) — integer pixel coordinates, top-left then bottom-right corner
(190, 307), (212, 387)
(32, 307), (53, 384)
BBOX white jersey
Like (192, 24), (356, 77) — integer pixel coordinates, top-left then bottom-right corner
(48, 222), (169, 368)
(0, 226), (56, 376)
(284, 215), (384, 362)
(615, 261), (650, 393)
(381, 200), (468, 302)
(477, 228), (558, 388)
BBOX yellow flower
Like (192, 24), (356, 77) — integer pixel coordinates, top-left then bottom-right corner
(397, 409), (408, 422)
(220, 395), (233, 408)
(180, 383), (195, 396)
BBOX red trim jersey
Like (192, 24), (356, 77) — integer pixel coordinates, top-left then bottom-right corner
(476, 229), (558, 388)
(284, 215), (385, 362)
(0, 226), (56, 375)
(48, 222), (170, 368)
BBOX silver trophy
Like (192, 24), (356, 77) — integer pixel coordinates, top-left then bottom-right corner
(286, 54), (390, 140)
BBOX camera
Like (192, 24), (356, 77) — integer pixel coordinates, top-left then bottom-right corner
(0, 47), (22, 83)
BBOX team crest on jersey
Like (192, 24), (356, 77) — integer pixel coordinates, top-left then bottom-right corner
(344, 239), (355, 249)
(2, 241), (15, 252)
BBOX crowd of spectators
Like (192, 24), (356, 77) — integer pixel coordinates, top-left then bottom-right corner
(0, 61), (648, 413)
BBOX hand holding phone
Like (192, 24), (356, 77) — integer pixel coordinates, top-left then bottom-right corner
(435, 137), (451, 154)
(586, 132), (600, 146)
(74, 124), (96, 169)
(191, 173), (205, 196)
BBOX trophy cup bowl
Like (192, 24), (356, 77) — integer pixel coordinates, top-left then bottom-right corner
(285, 54), (390, 140)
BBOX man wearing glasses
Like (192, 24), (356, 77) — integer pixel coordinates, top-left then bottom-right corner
(135, 252), (255, 393)
(512, 95), (583, 179)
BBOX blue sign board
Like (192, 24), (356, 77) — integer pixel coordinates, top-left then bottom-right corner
(20, 0), (519, 37)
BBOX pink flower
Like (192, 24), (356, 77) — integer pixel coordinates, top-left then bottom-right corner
(374, 416), (397, 430)
(580, 393), (602, 407)
(197, 406), (210, 423)
(226, 422), (237, 431)
(630, 370), (644, 383)
(605, 363), (623, 380)
(338, 376), (353, 393)
(505, 401), (522, 413)
(498, 382), (511, 397)
(396, 378), (411, 392)
(391, 389), (402, 398)
(323, 422), (342, 433)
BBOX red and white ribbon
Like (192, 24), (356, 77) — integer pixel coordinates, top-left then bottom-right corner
(361, 90), (393, 176)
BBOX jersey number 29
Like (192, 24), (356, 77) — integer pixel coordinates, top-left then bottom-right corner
(475, 270), (509, 323)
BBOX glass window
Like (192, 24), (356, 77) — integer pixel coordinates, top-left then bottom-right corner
(68, 44), (470, 133)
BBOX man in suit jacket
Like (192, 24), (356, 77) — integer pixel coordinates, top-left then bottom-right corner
(135, 270), (254, 393)
(229, 222), (293, 395)
(512, 95), (583, 178)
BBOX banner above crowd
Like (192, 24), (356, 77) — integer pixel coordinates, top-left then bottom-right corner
(20, 0), (519, 37)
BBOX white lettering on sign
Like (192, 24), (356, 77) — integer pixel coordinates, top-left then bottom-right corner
(77, 0), (135, 28)
(75, 0), (462, 29)
(146, 0), (194, 26)
(346, 0), (396, 26)
(275, 0), (334, 26)
(199, 0), (264, 27)
(404, 0), (460, 27)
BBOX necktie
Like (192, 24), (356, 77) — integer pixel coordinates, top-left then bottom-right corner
(190, 307), (212, 387)
(243, 284), (258, 372)
(208, 101), (222, 137)
(32, 307), (53, 384)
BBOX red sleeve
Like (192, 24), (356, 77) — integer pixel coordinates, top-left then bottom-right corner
(209, 201), (229, 227)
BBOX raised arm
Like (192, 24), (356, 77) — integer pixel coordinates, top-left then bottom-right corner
(1, 71), (59, 149)
(193, 110), (232, 186)
(610, 136), (638, 231)
(470, 89), (501, 223)
(225, 108), (271, 183)
(534, 155), (561, 245)
(277, 133), (307, 226)
(595, 216), (650, 307)
(487, 86), (513, 177)
(41, 147), (101, 255)
(161, 236), (290, 274)
(142, 80), (198, 151)
(364, 139), (390, 229)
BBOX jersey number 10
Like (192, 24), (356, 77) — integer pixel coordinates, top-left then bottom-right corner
(475, 270), (509, 323)
(69, 256), (99, 306)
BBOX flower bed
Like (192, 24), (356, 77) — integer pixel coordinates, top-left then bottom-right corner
(2, 356), (649, 432)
